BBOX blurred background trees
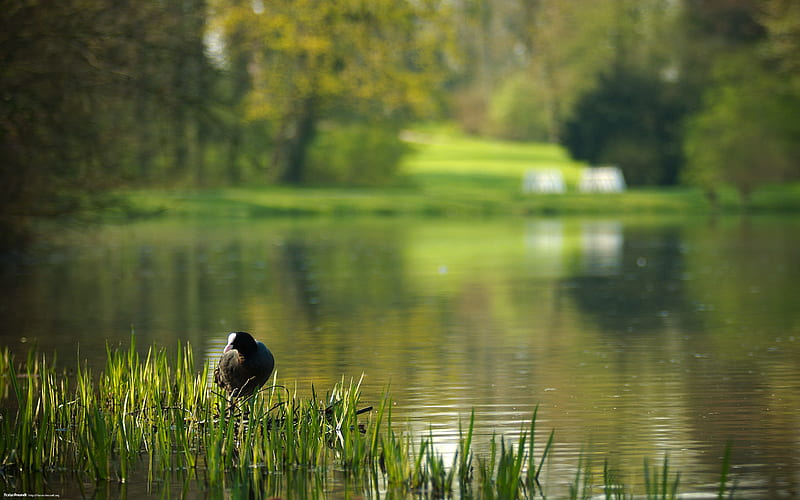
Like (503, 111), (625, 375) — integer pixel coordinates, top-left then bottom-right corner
(210, 0), (451, 185)
(682, 0), (800, 202)
(1, 0), (216, 217)
(1, 0), (798, 216)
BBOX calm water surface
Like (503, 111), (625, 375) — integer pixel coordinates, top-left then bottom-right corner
(1, 216), (799, 497)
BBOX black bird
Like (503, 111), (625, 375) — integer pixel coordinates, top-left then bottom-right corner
(213, 331), (275, 397)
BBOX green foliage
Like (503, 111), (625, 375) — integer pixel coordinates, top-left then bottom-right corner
(562, 62), (688, 187)
(0, 339), (378, 482)
(718, 442), (735, 499)
(1, 0), (454, 221)
(761, 0), (800, 75)
(569, 454), (593, 500)
(683, 50), (800, 203)
(5, 0), (799, 222)
(603, 460), (628, 500)
(457, 409), (476, 484)
(488, 74), (553, 142)
(305, 124), (410, 186)
(643, 455), (681, 500)
(0, 0), (216, 217)
(473, 413), (554, 499)
(679, 0), (800, 203)
(212, 0), (452, 184)
(449, 0), (621, 139)
(681, 0), (766, 48)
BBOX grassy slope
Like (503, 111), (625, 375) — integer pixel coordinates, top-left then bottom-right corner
(118, 126), (799, 218)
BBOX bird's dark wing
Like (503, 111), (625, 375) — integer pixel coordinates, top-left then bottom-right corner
(215, 343), (274, 397)
(248, 342), (275, 389)
(214, 350), (253, 395)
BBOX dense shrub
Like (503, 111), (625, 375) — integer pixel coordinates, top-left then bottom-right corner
(561, 63), (688, 186)
(305, 124), (411, 186)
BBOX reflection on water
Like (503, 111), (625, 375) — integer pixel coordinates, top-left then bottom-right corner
(1, 216), (799, 497)
(525, 219), (564, 278)
(581, 220), (624, 276)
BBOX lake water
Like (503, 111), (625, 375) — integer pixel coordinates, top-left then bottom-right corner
(1, 215), (799, 497)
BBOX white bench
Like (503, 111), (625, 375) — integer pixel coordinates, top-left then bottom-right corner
(522, 169), (566, 194)
(579, 167), (626, 193)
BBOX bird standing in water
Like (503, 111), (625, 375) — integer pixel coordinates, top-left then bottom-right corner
(214, 331), (275, 398)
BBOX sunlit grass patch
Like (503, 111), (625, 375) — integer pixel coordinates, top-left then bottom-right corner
(402, 125), (584, 185)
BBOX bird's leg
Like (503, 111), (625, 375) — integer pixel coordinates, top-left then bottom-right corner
(240, 376), (258, 421)
(225, 393), (238, 417)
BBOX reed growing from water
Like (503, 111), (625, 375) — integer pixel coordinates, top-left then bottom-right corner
(0, 341), (735, 498)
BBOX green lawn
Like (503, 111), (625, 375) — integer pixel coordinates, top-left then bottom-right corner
(116, 126), (799, 218)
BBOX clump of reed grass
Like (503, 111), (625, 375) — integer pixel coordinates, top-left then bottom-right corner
(569, 453), (594, 500)
(0, 340), (737, 498)
(473, 408), (554, 499)
(602, 459), (628, 500)
(643, 454), (681, 500)
(0, 339), (379, 484)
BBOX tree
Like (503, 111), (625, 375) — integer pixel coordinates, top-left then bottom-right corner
(562, 62), (687, 186)
(212, 0), (452, 184)
(681, 0), (800, 203)
(520, 0), (619, 142)
(761, 0), (800, 75)
(557, 0), (797, 189)
(536, 0), (695, 184)
(0, 0), (219, 222)
(449, 0), (621, 141)
(1, 0), (139, 217)
(683, 51), (800, 204)
(550, 0), (689, 185)
(487, 73), (552, 142)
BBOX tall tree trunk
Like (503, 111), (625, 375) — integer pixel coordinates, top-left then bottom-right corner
(273, 99), (317, 185)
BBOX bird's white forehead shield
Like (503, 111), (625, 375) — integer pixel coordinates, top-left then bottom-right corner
(223, 332), (237, 352)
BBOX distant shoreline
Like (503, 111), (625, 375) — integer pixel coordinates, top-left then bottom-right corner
(110, 183), (800, 221)
(110, 127), (800, 219)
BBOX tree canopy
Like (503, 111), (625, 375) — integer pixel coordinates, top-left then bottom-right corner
(681, 0), (800, 202)
(1, 0), (213, 218)
(563, 62), (687, 186)
(211, 0), (452, 183)
(1, 0), (798, 224)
